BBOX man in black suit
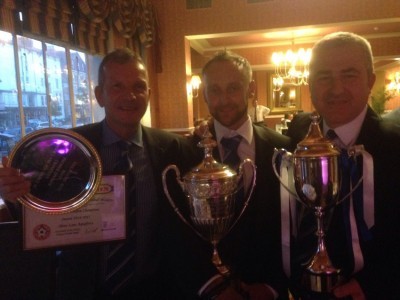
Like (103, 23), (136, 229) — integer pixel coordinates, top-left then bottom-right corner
(165, 50), (290, 299)
(286, 32), (400, 299)
(0, 48), (194, 299)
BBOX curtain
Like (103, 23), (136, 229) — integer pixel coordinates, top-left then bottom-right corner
(0, 0), (19, 33)
(0, 0), (158, 56)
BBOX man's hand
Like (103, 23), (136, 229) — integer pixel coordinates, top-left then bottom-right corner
(333, 278), (366, 300)
(0, 157), (30, 203)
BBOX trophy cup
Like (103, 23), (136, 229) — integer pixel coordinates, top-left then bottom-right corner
(162, 128), (256, 276)
(273, 112), (363, 295)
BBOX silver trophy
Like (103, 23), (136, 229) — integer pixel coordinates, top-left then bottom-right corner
(162, 128), (256, 276)
(273, 112), (362, 294)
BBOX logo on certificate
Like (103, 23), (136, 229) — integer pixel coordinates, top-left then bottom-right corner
(33, 224), (51, 240)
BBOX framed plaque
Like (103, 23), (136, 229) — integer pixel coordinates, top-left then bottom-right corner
(8, 128), (102, 214)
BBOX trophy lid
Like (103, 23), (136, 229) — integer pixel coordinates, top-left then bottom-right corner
(294, 112), (340, 158)
(183, 127), (236, 181)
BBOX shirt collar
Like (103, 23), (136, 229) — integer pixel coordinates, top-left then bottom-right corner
(323, 105), (367, 147)
(101, 120), (144, 147)
(213, 116), (253, 145)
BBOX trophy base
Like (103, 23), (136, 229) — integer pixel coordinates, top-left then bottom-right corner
(301, 270), (343, 294)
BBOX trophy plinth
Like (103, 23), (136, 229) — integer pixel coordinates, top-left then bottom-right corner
(162, 127), (256, 277)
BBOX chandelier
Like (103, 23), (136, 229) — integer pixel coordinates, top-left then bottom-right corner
(271, 47), (312, 91)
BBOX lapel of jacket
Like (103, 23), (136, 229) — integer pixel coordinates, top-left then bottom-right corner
(253, 124), (274, 169)
(142, 126), (167, 173)
(355, 106), (380, 148)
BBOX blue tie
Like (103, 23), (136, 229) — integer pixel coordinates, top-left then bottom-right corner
(220, 135), (242, 170)
(220, 135), (244, 212)
(105, 141), (137, 295)
(326, 129), (338, 141)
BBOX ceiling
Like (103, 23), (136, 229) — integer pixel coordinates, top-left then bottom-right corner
(188, 18), (400, 72)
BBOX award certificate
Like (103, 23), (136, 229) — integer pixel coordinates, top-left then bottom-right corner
(23, 175), (126, 250)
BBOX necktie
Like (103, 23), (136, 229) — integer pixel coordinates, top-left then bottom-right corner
(254, 106), (258, 122)
(105, 141), (137, 295)
(220, 135), (244, 211)
(326, 129), (337, 140)
(220, 135), (242, 171)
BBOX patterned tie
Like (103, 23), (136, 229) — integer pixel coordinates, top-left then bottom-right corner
(220, 135), (242, 170)
(220, 135), (244, 212)
(105, 141), (137, 295)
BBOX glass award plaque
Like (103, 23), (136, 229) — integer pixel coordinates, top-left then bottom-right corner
(8, 128), (102, 214)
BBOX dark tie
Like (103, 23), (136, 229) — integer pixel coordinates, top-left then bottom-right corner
(326, 129), (339, 144)
(220, 135), (242, 170)
(220, 135), (244, 211)
(105, 141), (137, 295)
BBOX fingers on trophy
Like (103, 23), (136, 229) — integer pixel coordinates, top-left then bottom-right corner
(162, 126), (256, 277)
(273, 112), (363, 295)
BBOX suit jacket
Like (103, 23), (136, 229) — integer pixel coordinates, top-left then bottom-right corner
(286, 107), (400, 299)
(56, 122), (196, 300)
(164, 123), (291, 299)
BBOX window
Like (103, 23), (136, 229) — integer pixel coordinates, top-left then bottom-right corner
(0, 30), (105, 160)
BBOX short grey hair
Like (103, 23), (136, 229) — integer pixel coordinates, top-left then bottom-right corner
(310, 31), (374, 76)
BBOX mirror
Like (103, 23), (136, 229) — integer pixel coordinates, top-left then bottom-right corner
(270, 77), (301, 112)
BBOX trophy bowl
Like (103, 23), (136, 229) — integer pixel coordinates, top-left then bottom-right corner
(162, 128), (256, 277)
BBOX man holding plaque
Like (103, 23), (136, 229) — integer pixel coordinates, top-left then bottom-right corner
(164, 50), (291, 299)
(286, 32), (400, 299)
(0, 48), (194, 299)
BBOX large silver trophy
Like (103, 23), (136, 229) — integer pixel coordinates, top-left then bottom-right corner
(273, 113), (362, 294)
(162, 128), (256, 276)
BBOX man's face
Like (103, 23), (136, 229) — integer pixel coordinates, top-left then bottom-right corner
(95, 60), (150, 135)
(309, 44), (376, 128)
(203, 60), (254, 130)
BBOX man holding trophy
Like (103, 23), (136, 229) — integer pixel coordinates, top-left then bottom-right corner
(286, 32), (400, 299)
(164, 50), (291, 299)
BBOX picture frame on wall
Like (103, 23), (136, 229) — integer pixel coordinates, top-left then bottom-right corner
(269, 76), (301, 113)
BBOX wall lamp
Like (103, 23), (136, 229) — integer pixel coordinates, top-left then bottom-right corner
(190, 74), (201, 98)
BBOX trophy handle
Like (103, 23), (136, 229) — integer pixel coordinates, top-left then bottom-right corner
(228, 158), (257, 231)
(272, 148), (301, 201)
(161, 165), (204, 240)
(336, 145), (364, 205)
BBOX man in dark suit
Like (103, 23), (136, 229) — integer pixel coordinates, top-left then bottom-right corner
(165, 50), (290, 299)
(286, 32), (400, 300)
(0, 48), (194, 299)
